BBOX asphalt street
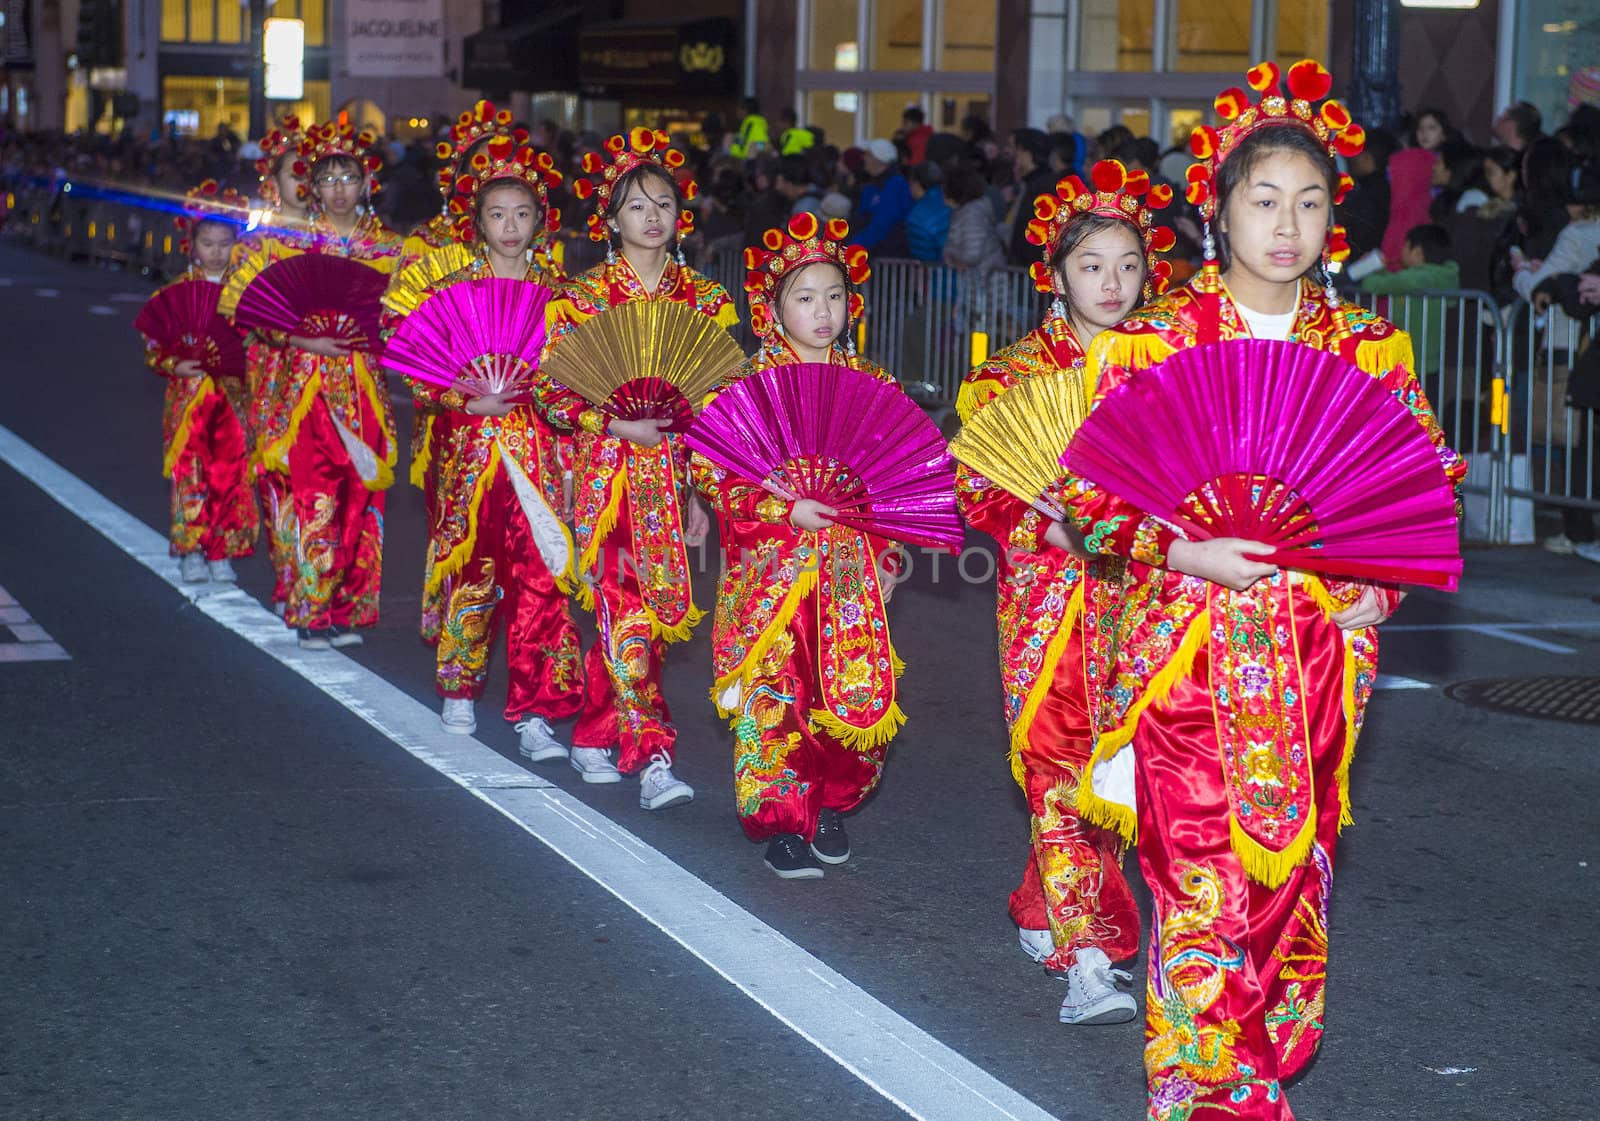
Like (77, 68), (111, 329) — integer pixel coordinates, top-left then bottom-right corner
(2, 240), (1597, 1120)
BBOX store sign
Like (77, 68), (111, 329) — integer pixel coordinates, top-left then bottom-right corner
(264, 18), (304, 100)
(578, 18), (737, 95)
(346, 0), (444, 78)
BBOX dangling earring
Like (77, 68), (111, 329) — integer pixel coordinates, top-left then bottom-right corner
(1049, 292), (1067, 324)
(605, 232), (617, 266)
(1319, 245), (1339, 307)
(674, 237), (686, 267)
(1202, 220), (1217, 266)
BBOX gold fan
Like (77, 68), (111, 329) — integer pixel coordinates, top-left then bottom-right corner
(541, 300), (745, 432)
(948, 368), (1089, 521)
(382, 242), (475, 318)
(218, 240), (302, 319)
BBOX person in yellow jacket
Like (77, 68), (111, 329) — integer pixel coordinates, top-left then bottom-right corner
(730, 97), (769, 159)
(777, 107), (814, 155)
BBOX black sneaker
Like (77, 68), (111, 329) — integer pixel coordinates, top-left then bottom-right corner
(764, 834), (824, 880)
(327, 625), (364, 649)
(810, 808), (850, 865)
(297, 627), (331, 651)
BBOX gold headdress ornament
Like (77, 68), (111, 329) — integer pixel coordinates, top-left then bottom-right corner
(571, 127), (697, 243)
(434, 100), (528, 200)
(743, 212), (870, 342)
(254, 115), (308, 206)
(298, 120), (384, 198)
(448, 134), (564, 243)
(174, 179), (249, 254)
(1024, 159), (1177, 300)
(1186, 58), (1364, 262)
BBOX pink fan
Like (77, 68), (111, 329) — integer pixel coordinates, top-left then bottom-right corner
(1062, 338), (1462, 589)
(133, 279), (246, 378)
(688, 363), (962, 551)
(382, 277), (555, 398)
(233, 254), (388, 350)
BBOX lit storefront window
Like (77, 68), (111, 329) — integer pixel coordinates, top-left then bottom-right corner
(1276, 0), (1329, 68)
(873, 0), (922, 71)
(1079, 0), (1154, 71)
(1170, 0), (1252, 73)
(810, 0), (860, 70)
(940, 0), (995, 71)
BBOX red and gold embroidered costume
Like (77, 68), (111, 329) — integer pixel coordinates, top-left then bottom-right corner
(397, 136), (584, 722)
(143, 183), (259, 560)
(226, 121), (403, 633)
(956, 161), (1172, 970)
(1058, 62), (1465, 1120)
(535, 128), (737, 774)
(245, 117), (313, 608)
(691, 214), (903, 842)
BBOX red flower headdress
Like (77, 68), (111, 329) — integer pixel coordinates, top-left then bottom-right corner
(1186, 58), (1364, 262)
(435, 100), (528, 201)
(448, 134), (563, 244)
(298, 120), (383, 198)
(571, 127), (697, 243)
(1024, 159), (1176, 299)
(742, 212), (870, 342)
(254, 115), (307, 206)
(174, 179), (249, 255)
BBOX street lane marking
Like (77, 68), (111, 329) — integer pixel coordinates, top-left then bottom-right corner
(34, 288), (59, 298)
(109, 293), (148, 303)
(1374, 674), (1430, 690)
(88, 305), (116, 316)
(1385, 620), (1600, 656)
(0, 583), (70, 662)
(0, 421), (1066, 1121)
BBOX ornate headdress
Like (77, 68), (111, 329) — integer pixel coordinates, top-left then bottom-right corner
(298, 120), (383, 198)
(174, 179), (249, 255)
(254, 115), (307, 207)
(572, 127), (697, 244)
(435, 100), (528, 203)
(1024, 159), (1176, 300)
(448, 134), (563, 244)
(743, 212), (870, 342)
(1185, 58), (1363, 262)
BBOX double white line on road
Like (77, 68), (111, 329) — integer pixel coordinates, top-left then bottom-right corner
(0, 421), (1067, 1121)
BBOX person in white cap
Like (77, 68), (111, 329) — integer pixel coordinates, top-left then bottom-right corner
(855, 138), (912, 253)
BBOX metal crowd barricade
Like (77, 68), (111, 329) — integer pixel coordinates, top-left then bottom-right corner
(1503, 298), (1599, 533)
(2, 176), (191, 277)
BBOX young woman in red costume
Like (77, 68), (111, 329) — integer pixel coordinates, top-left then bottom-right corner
(397, 136), (584, 760)
(244, 117), (310, 614)
(956, 160), (1175, 1022)
(142, 182), (260, 584)
(1058, 61), (1465, 1119)
(692, 214), (904, 879)
(535, 128), (738, 810)
(227, 121), (404, 650)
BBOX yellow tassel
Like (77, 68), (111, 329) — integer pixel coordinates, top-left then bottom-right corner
(1086, 330), (1178, 399)
(954, 379), (996, 425)
(1354, 330), (1415, 379)
(356, 360), (398, 476)
(711, 566), (822, 717)
(162, 378), (216, 479)
(890, 646), (906, 679)
(809, 700), (907, 752)
(1335, 637), (1359, 830)
(261, 370), (323, 474)
(1229, 812), (1317, 890)
(649, 600), (704, 645)
(1007, 582), (1084, 788)
(1073, 609), (1210, 843)
(425, 446), (499, 594)
(409, 414), (434, 490)
(364, 457), (394, 492)
(574, 473), (624, 593)
(546, 296), (590, 339)
(712, 302), (741, 332)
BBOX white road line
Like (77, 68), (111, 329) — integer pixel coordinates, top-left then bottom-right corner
(1374, 674), (1431, 691)
(88, 305), (117, 316)
(109, 292), (149, 303)
(0, 422), (1065, 1121)
(0, 276), (14, 286)
(0, 582), (71, 662)
(1466, 625), (1577, 654)
(34, 288), (59, 298)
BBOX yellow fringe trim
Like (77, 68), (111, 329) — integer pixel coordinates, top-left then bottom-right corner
(356, 361), (399, 486)
(547, 296), (590, 339)
(162, 378), (216, 479)
(1087, 331), (1178, 398)
(710, 566), (822, 717)
(1353, 330), (1415, 378)
(409, 413), (434, 490)
(954, 379), (996, 425)
(425, 445), (498, 594)
(1336, 638), (1358, 831)
(1074, 609), (1211, 843)
(649, 600), (704, 645)
(1007, 582), (1084, 788)
(712, 302), (741, 331)
(809, 699), (907, 753)
(1229, 812), (1317, 890)
(573, 474), (625, 608)
(260, 370), (323, 474)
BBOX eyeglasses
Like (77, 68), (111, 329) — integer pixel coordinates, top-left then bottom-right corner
(314, 173), (362, 186)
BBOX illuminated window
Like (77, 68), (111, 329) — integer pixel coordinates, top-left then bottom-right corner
(807, 89), (858, 147)
(1276, 0), (1329, 67)
(187, 0), (214, 42)
(809, 0), (859, 70)
(872, 0), (922, 71)
(300, 0), (326, 47)
(217, 0), (242, 43)
(1079, 0), (1154, 71)
(1170, 0), (1251, 73)
(940, 0), (995, 71)
(161, 0), (185, 41)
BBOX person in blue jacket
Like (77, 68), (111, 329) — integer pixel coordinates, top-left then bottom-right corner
(854, 139), (912, 255)
(905, 162), (950, 262)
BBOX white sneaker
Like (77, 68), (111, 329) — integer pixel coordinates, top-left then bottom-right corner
(1572, 541), (1600, 565)
(516, 717), (568, 762)
(570, 746), (622, 785)
(1018, 927), (1055, 965)
(1542, 533), (1576, 555)
(440, 698), (477, 736)
(207, 558), (237, 582)
(180, 553), (209, 583)
(1059, 947), (1138, 1025)
(638, 752), (693, 810)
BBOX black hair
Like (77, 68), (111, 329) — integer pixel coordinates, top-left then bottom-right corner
(741, 96), (760, 114)
(1484, 145), (1521, 176)
(475, 177), (542, 230)
(780, 106), (798, 125)
(961, 115), (993, 144)
(1113, 137), (1160, 173)
(1504, 101), (1543, 144)
(1360, 127), (1401, 172)
(607, 163), (681, 242)
(1213, 125), (1339, 274)
(1047, 214), (1147, 320)
(1411, 106), (1455, 147)
(191, 216), (238, 240)
(909, 161), (942, 191)
(1404, 223), (1452, 264)
(945, 166), (987, 206)
(903, 106), (926, 126)
(1013, 128), (1050, 167)
(775, 154), (811, 187)
(311, 153), (361, 178)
